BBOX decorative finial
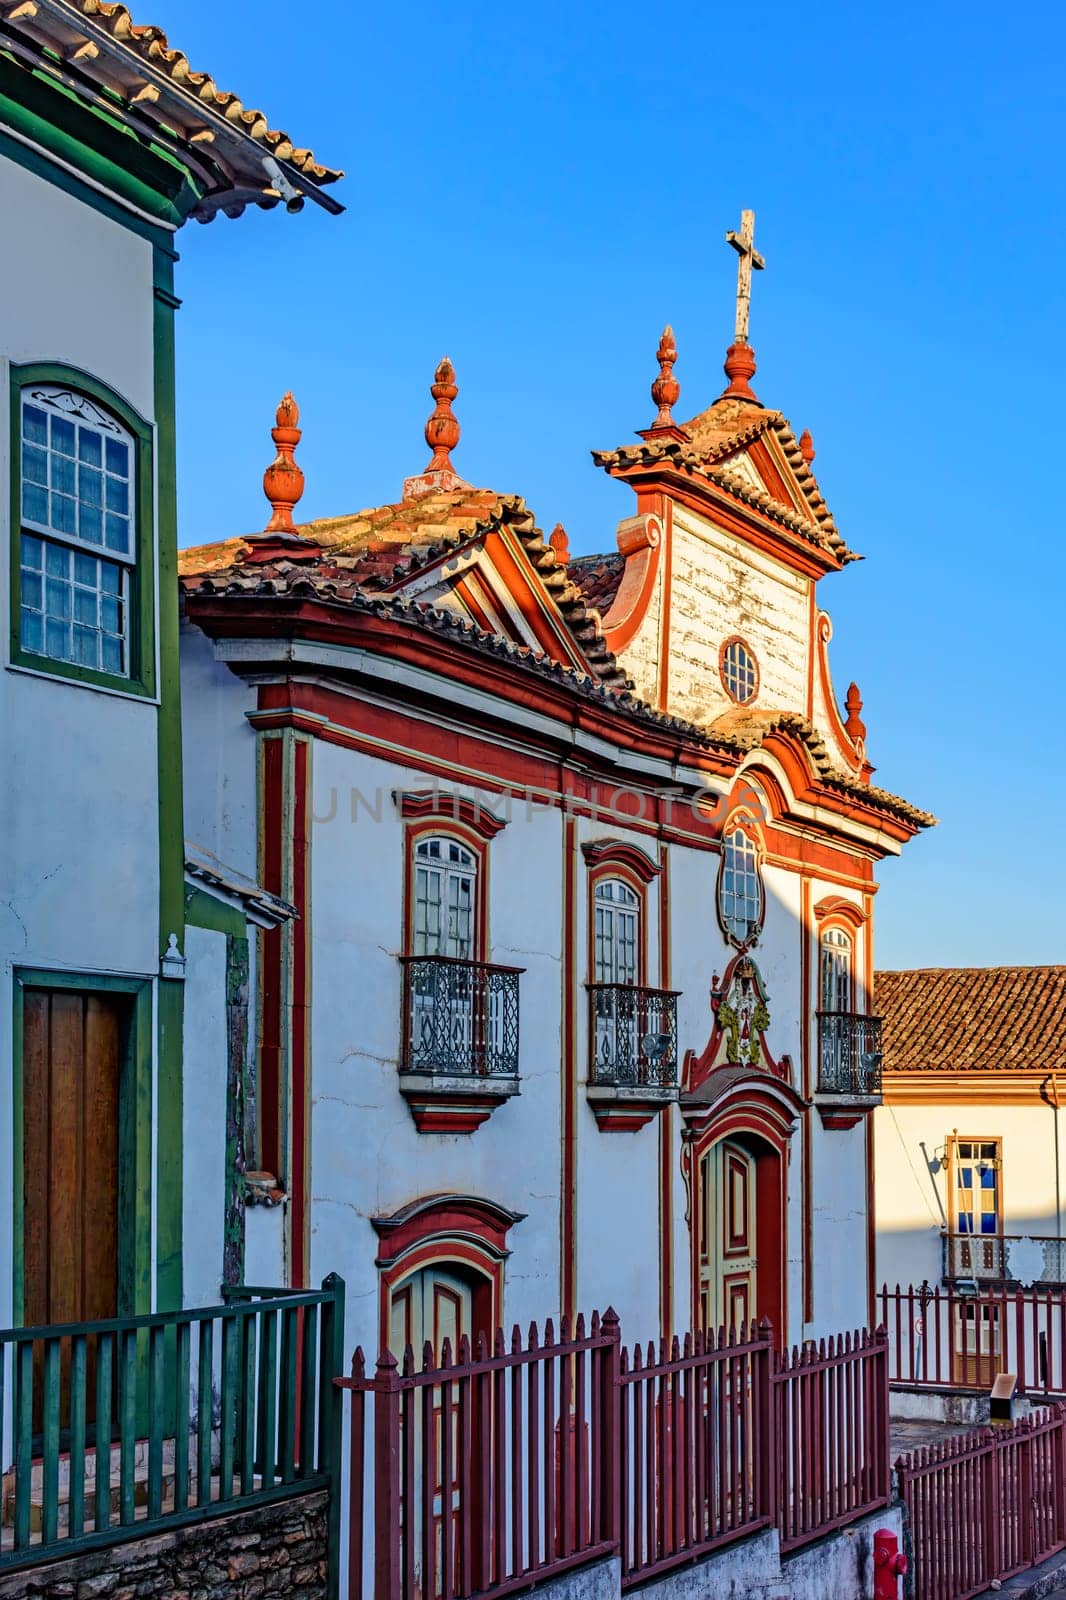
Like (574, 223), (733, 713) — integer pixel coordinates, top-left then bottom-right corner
(650, 326), (680, 428)
(722, 342), (759, 403)
(262, 393), (304, 533)
(844, 683), (867, 745)
(549, 523), (571, 564)
(424, 356), (460, 472)
(403, 357), (472, 501)
(799, 428), (816, 465)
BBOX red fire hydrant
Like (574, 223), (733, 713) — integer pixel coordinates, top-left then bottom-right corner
(873, 1528), (908, 1598)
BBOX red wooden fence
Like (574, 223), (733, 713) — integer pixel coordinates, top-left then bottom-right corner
(881, 1281), (1066, 1395)
(896, 1406), (1066, 1600)
(337, 1311), (890, 1599)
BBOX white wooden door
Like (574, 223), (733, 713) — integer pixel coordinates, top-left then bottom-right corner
(700, 1140), (758, 1335)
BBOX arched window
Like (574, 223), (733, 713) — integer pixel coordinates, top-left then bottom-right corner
(593, 876), (640, 986)
(819, 927), (852, 1013)
(718, 827), (763, 948)
(18, 384), (136, 678)
(413, 836), (477, 959)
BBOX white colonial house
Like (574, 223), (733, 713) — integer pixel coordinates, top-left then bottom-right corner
(876, 964), (1066, 1298)
(0, 0), (340, 1364)
(178, 311), (933, 1369)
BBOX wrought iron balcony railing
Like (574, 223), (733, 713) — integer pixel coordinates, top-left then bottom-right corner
(943, 1231), (1066, 1285)
(588, 984), (679, 1089)
(401, 955), (521, 1078)
(816, 1011), (883, 1096)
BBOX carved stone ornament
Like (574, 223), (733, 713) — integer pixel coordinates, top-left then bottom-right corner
(715, 955), (771, 1067)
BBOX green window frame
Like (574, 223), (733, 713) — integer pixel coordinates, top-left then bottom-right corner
(9, 362), (156, 697)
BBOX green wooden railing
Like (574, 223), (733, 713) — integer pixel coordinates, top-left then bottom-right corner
(0, 1276), (345, 1580)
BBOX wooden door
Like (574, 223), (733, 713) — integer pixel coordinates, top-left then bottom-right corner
(700, 1140), (758, 1334)
(23, 988), (124, 1429)
(389, 1267), (475, 1600)
(952, 1301), (1003, 1388)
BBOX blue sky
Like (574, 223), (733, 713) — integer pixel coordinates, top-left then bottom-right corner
(157, 0), (1066, 971)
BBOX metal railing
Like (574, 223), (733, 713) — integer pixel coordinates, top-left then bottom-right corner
(400, 956), (522, 1078)
(815, 1011), (883, 1095)
(882, 1280), (1066, 1395)
(337, 1311), (890, 1598)
(897, 1406), (1066, 1600)
(587, 984), (679, 1089)
(943, 1232), (1066, 1285)
(0, 1278), (344, 1576)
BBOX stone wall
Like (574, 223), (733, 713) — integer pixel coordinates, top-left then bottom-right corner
(0, 1490), (327, 1600)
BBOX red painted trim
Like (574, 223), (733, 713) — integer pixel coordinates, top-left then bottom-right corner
(372, 1193), (524, 1265)
(599, 514), (663, 655)
(561, 813), (578, 1322)
(397, 787), (508, 840)
(718, 635), (761, 707)
(377, 1238), (502, 1357)
(658, 844), (673, 1340)
(813, 611), (871, 779)
(581, 838), (661, 884)
(291, 736), (311, 1287)
(812, 895), (869, 930)
(589, 1104), (666, 1132)
(659, 496), (673, 713)
(747, 435), (802, 513)
(258, 733), (285, 1180)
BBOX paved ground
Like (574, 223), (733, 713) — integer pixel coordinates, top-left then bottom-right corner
(890, 1417), (973, 1455)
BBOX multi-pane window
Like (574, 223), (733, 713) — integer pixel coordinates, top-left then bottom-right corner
(720, 638), (758, 704)
(19, 386), (134, 676)
(413, 837), (476, 959)
(593, 878), (639, 985)
(953, 1140), (1002, 1237)
(820, 927), (853, 1012)
(718, 828), (763, 947)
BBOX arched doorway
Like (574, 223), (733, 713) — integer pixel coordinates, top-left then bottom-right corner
(388, 1264), (480, 1363)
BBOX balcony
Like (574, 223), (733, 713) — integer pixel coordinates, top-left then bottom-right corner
(586, 983), (680, 1131)
(399, 954), (523, 1133)
(943, 1232), (1066, 1287)
(814, 1011), (883, 1127)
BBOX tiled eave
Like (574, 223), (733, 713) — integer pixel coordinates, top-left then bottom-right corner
(181, 576), (934, 838)
(591, 448), (856, 574)
(1, 0), (343, 220)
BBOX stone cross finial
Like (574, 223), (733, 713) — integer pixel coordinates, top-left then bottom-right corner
(650, 325), (680, 429)
(262, 392), (304, 533)
(726, 209), (765, 346)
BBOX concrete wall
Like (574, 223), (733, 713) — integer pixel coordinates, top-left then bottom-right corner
(0, 154), (160, 1331)
(182, 924), (230, 1309)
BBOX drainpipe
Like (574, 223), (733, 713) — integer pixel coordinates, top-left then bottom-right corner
(1052, 1075), (1063, 1266)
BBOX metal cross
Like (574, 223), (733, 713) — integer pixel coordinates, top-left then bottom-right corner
(726, 209), (765, 345)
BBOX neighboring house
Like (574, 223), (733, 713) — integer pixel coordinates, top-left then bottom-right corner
(0, 0), (340, 1377)
(876, 965), (1066, 1297)
(178, 310), (932, 1372)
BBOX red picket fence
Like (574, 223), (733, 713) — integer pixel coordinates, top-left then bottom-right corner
(896, 1406), (1066, 1600)
(337, 1311), (891, 1599)
(881, 1281), (1066, 1395)
(772, 1327), (891, 1553)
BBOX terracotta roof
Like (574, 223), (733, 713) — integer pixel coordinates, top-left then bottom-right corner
(592, 393), (854, 566)
(567, 552), (625, 615)
(2, 0), (342, 220)
(181, 556), (726, 747)
(877, 967), (1066, 1074)
(181, 490), (636, 691)
(713, 708), (937, 830)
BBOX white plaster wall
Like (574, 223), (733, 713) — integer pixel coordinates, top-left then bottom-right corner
(809, 1116), (870, 1335)
(180, 620), (259, 881)
(182, 925), (228, 1308)
(307, 744), (565, 1361)
(0, 155), (159, 1332)
(642, 503), (810, 728)
(875, 1097), (1065, 1292)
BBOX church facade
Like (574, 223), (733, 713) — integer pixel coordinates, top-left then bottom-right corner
(179, 258), (932, 1362)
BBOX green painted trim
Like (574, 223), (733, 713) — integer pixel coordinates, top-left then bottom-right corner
(0, 51), (200, 227)
(9, 361), (157, 698)
(184, 884), (246, 939)
(153, 244), (184, 1316)
(11, 969), (153, 1325)
(0, 128), (175, 252)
